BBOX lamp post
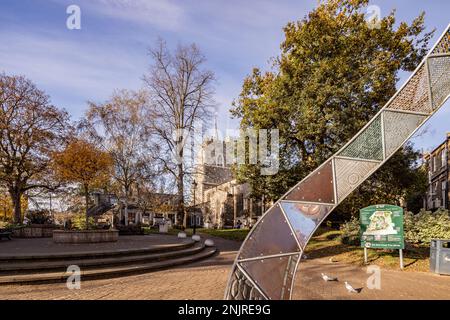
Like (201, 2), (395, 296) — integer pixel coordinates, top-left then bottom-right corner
(192, 179), (197, 235)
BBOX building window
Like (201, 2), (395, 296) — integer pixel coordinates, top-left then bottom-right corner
(442, 149), (447, 167)
(216, 154), (224, 167)
(433, 156), (436, 172)
(236, 194), (244, 215)
(442, 181), (447, 208)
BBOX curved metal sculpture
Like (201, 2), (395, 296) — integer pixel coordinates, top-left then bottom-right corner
(225, 24), (450, 300)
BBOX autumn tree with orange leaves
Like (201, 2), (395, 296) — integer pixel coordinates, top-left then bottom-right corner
(52, 139), (113, 226)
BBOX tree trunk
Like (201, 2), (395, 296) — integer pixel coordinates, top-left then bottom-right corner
(9, 188), (22, 224)
(124, 200), (129, 226)
(176, 162), (186, 228)
(84, 186), (90, 229)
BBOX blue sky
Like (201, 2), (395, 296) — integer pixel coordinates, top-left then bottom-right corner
(0, 0), (449, 153)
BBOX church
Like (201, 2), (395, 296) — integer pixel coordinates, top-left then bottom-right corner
(191, 133), (266, 229)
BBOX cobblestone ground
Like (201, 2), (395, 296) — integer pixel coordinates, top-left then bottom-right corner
(1, 235), (449, 300)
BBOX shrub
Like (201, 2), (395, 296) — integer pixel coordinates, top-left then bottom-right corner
(340, 209), (450, 246)
(26, 210), (52, 224)
(404, 209), (450, 245)
(339, 216), (360, 245)
(172, 224), (185, 231)
(71, 214), (96, 230)
(0, 220), (9, 230)
(0, 221), (23, 231)
(116, 223), (144, 235)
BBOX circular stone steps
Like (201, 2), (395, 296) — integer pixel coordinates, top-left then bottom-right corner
(0, 241), (196, 262)
(0, 244), (207, 273)
(0, 240), (217, 285)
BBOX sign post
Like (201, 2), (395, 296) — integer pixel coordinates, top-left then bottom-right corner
(360, 204), (405, 269)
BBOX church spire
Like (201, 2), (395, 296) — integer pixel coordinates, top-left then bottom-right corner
(214, 111), (219, 141)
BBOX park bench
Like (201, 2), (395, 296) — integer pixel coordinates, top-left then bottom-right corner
(0, 231), (12, 240)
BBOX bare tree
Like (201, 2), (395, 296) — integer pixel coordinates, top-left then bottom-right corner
(85, 89), (155, 225)
(144, 40), (215, 228)
(0, 73), (71, 223)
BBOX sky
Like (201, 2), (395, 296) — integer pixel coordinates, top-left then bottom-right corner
(0, 0), (449, 153)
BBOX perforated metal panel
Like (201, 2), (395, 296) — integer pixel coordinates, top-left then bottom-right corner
(238, 204), (301, 260)
(428, 55), (450, 109)
(339, 115), (383, 160)
(387, 64), (432, 113)
(239, 254), (299, 300)
(280, 201), (334, 249)
(284, 160), (335, 204)
(226, 266), (266, 300)
(432, 30), (450, 54)
(334, 157), (379, 201)
(383, 110), (427, 157)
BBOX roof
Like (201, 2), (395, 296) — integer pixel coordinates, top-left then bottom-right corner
(424, 133), (450, 159)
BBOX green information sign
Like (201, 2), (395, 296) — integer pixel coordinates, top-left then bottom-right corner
(360, 204), (404, 249)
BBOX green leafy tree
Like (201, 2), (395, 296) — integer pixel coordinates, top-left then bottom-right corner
(231, 0), (432, 210)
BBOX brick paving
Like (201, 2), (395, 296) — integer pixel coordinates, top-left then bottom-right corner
(0, 234), (449, 300)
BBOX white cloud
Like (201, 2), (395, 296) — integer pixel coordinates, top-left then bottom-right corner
(81, 0), (184, 31)
(0, 30), (147, 117)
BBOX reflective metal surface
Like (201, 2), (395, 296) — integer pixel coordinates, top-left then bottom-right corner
(239, 254), (299, 300)
(238, 204), (301, 260)
(280, 201), (333, 248)
(284, 160), (335, 204)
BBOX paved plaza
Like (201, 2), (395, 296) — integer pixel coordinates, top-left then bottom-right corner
(0, 234), (449, 300)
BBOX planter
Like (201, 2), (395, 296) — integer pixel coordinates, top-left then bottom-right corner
(12, 225), (62, 238)
(53, 229), (119, 243)
(159, 223), (169, 233)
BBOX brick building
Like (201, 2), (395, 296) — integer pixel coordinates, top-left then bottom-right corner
(424, 133), (450, 210)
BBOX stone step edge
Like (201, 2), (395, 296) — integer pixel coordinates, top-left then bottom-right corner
(0, 247), (217, 285)
(0, 244), (205, 272)
(0, 240), (195, 262)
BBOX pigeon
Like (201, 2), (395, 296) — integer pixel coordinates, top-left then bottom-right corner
(344, 281), (359, 293)
(321, 273), (338, 281)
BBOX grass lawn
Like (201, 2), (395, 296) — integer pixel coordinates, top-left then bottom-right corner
(143, 227), (193, 236)
(305, 227), (430, 272)
(142, 226), (249, 241)
(197, 228), (249, 241)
